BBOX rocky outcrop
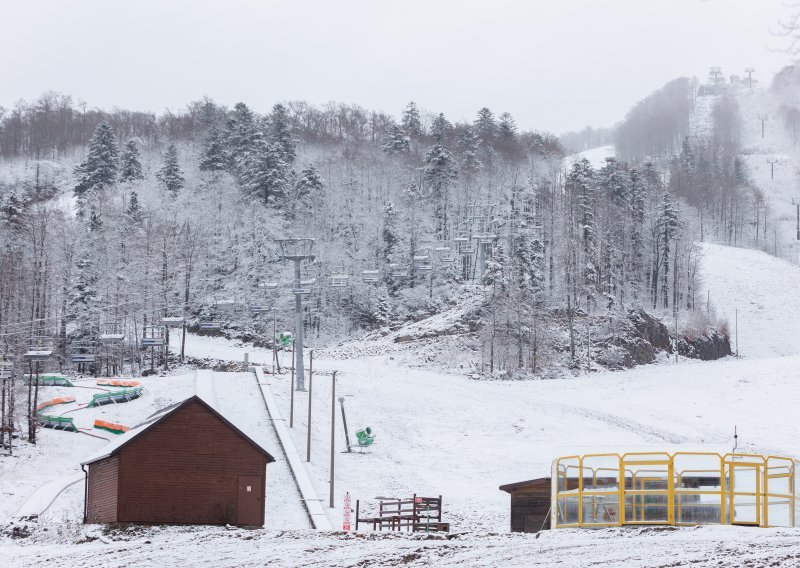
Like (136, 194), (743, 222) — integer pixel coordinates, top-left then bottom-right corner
(678, 329), (732, 360)
(628, 309), (672, 352)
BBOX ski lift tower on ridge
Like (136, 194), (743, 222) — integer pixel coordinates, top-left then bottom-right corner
(276, 237), (316, 392)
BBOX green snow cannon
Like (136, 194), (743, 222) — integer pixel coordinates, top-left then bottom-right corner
(279, 331), (293, 346)
(355, 427), (375, 448)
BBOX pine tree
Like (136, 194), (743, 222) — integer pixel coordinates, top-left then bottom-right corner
(431, 113), (451, 143)
(157, 144), (185, 196)
(292, 163), (325, 218)
(225, 102), (257, 172)
(199, 126), (227, 172)
(474, 107), (498, 143)
(598, 157), (631, 204)
(1, 191), (26, 228)
(126, 190), (143, 224)
(568, 158), (597, 309)
(119, 139), (144, 183)
(657, 192), (681, 308)
(423, 141), (457, 237)
(269, 103), (296, 164)
(239, 135), (289, 205)
(498, 112), (518, 141)
(382, 201), (400, 265)
(381, 124), (410, 154)
(401, 102), (423, 137)
(458, 126), (482, 174)
(73, 121), (119, 197)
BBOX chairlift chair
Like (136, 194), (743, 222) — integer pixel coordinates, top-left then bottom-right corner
(24, 337), (54, 361)
(199, 321), (222, 331)
(476, 234), (497, 245)
(362, 269), (380, 284)
(161, 316), (185, 328)
(454, 237), (474, 255)
(69, 341), (97, 364)
(213, 299), (237, 311)
(141, 325), (166, 346)
(389, 263), (409, 279)
(249, 304), (269, 315)
(0, 361), (13, 380)
(329, 273), (349, 288)
(258, 282), (279, 289)
(99, 322), (125, 344)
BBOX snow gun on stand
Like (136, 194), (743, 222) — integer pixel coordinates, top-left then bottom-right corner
(355, 427), (375, 451)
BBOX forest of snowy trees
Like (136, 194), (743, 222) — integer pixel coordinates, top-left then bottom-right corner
(0, 87), (728, 430)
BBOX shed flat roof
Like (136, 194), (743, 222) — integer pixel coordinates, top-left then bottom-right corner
(499, 477), (551, 493)
(81, 394), (276, 465)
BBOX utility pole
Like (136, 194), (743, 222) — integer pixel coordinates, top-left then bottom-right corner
(330, 370), (337, 508)
(307, 350), (313, 462)
(744, 67), (755, 89)
(276, 238), (316, 391)
(793, 199), (800, 240)
(767, 157), (778, 180)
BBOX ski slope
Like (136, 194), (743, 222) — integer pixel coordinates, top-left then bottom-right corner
(3, 242), (800, 566)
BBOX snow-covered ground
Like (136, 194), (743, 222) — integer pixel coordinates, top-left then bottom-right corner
(565, 144), (615, 169)
(3, 240), (800, 565)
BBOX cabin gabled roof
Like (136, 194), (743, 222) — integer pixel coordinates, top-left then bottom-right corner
(82, 395), (275, 465)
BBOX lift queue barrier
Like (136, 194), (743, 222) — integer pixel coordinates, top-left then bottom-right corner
(87, 387), (144, 407)
(552, 452), (799, 529)
(96, 378), (141, 387)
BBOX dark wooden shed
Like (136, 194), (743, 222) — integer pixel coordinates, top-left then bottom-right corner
(81, 395), (275, 527)
(499, 477), (551, 533)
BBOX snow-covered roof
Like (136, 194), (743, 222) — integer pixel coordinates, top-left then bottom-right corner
(81, 394), (275, 465)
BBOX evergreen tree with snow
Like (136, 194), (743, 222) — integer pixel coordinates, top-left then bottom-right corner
(381, 124), (410, 154)
(268, 103), (296, 164)
(157, 144), (185, 196)
(498, 112), (517, 141)
(1, 191), (26, 228)
(431, 113), (451, 143)
(598, 157), (631, 204)
(126, 190), (143, 224)
(225, 102), (257, 172)
(474, 107), (498, 143)
(199, 126), (227, 172)
(458, 126), (482, 175)
(382, 201), (400, 265)
(423, 140), (458, 237)
(291, 162), (325, 218)
(73, 121), (119, 197)
(119, 139), (144, 183)
(656, 192), (681, 309)
(568, 158), (597, 309)
(239, 135), (289, 205)
(401, 102), (423, 137)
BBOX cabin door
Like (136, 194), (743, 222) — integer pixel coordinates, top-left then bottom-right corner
(237, 475), (263, 526)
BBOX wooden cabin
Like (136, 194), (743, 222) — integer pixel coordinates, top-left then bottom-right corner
(499, 477), (551, 533)
(81, 395), (275, 527)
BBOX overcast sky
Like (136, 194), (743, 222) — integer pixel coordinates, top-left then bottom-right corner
(0, 0), (794, 134)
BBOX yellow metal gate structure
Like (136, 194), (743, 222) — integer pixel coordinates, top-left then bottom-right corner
(553, 452), (799, 529)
